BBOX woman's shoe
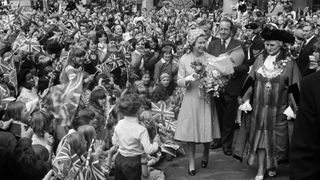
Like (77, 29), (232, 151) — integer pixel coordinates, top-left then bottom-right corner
(267, 168), (277, 177)
(201, 160), (208, 168)
(188, 169), (196, 176)
(254, 175), (264, 180)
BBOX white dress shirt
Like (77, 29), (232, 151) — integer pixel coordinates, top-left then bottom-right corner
(112, 116), (159, 157)
(221, 36), (232, 49)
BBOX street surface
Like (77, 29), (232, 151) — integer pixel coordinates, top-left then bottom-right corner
(157, 145), (289, 180)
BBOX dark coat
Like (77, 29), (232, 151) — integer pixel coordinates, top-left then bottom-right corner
(290, 71), (320, 180)
(247, 35), (265, 66)
(297, 36), (318, 77)
(205, 35), (219, 51)
(207, 38), (249, 96)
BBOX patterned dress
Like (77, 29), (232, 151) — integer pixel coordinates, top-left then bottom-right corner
(246, 51), (300, 168)
(174, 52), (220, 143)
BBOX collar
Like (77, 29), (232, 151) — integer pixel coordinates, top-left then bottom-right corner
(160, 58), (167, 63)
(124, 116), (139, 123)
(221, 36), (232, 47)
(251, 35), (256, 41)
(306, 35), (315, 45)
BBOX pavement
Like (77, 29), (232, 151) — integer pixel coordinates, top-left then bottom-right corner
(156, 144), (289, 180)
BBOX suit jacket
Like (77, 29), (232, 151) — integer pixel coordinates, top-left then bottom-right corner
(297, 36), (318, 76)
(290, 71), (320, 180)
(207, 38), (249, 96)
(247, 35), (265, 66)
(206, 35), (219, 51)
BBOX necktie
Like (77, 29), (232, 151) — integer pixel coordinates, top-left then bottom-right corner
(221, 40), (226, 53)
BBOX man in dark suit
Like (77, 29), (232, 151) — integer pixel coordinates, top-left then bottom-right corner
(297, 22), (318, 77)
(290, 71), (320, 180)
(244, 22), (264, 66)
(207, 18), (249, 155)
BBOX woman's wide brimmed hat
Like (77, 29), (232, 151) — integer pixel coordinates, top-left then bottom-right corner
(261, 27), (295, 44)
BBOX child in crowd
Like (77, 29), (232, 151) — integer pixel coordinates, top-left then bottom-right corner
(84, 39), (99, 75)
(151, 73), (171, 103)
(31, 110), (54, 159)
(153, 44), (178, 84)
(140, 70), (154, 95)
(174, 40), (185, 60)
(5, 101), (34, 139)
(59, 47), (94, 84)
(112, 93), (161, 180)
(88, 89), (107, 141)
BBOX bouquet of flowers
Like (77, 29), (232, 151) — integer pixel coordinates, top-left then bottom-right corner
(190, 61), (229, 99)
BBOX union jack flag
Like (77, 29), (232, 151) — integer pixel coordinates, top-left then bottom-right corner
(1, 14), (15, 29)
(53, 138), (106, 180)
(13, 35), (42, 53)
(14, 6), (32, 25)
(22, 38), (42, 53)
(103, 53), (126, 72)
(151, 101), (175, 123)
(0, 56), (18, 94)
(49, 71), (83, 127)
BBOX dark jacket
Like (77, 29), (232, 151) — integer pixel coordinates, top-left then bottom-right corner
(297, 36), (318, 77)
(247, 35), (265, 66)
(290, 71), (320, 180)
(207, 38), (249, 96)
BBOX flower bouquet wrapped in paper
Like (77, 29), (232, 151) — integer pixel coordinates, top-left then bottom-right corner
(190, 60), (229, 98)
(208, 45), (245, 75)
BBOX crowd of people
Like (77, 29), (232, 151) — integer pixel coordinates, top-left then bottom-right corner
(0, 0), (320, 180)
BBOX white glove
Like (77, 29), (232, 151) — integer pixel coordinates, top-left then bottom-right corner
(185, 73), (197, 82)
(283, 106), (296, 120)
(239, 99), (252, 113)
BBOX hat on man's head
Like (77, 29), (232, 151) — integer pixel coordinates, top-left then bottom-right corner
(245, 22), (259, 30)
(261, 27), (295, 44)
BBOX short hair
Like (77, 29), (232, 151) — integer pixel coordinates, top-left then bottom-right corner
(117, 93), (142, 116)
(89, 89), (107, 107)
(220, 18), (234, 31)
(31, 111), (49, 137)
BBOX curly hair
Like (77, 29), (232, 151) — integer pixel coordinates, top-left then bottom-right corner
(116, 93), (142, 116)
